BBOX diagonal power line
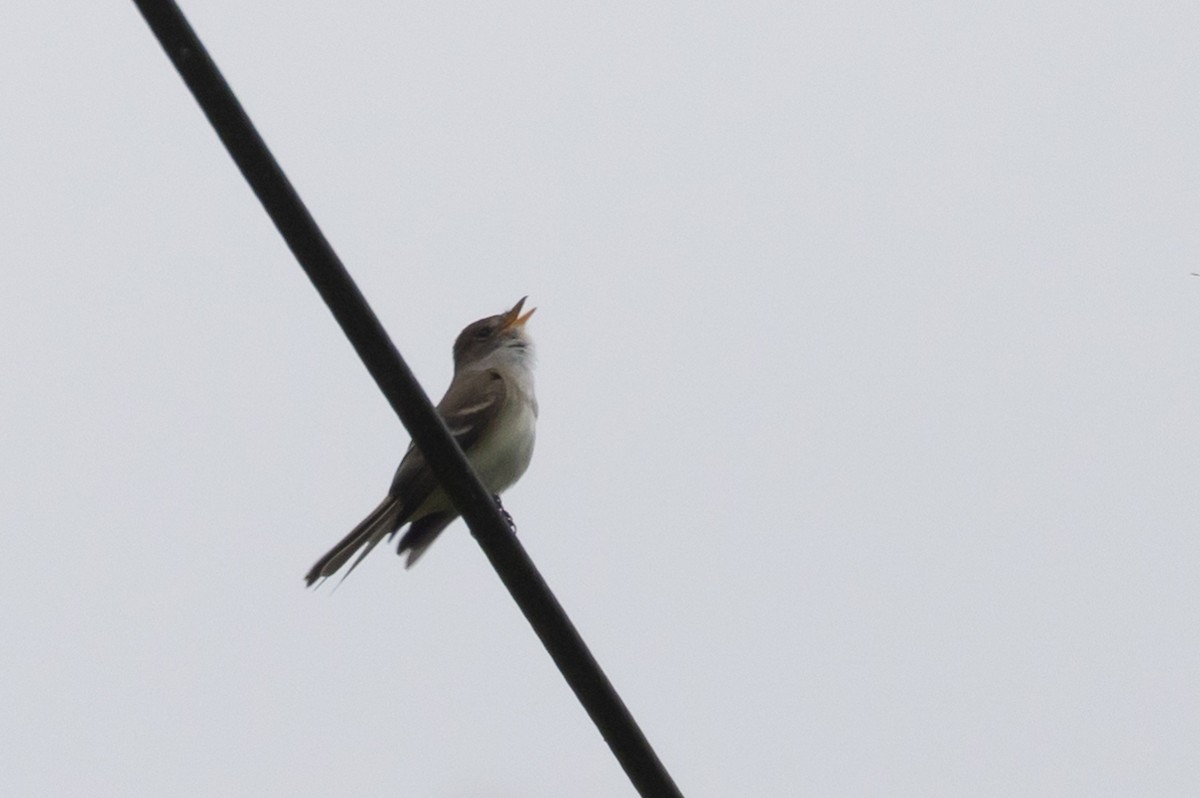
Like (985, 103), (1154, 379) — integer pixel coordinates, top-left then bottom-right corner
(131, 2), (682, 796)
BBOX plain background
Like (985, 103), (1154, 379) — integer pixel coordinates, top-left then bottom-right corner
(3, 1), (1198, 795)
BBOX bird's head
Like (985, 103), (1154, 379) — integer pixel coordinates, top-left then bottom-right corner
(452, 296), (536, 371)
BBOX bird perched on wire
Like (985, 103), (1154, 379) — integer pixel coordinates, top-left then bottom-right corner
(305, 297), (538, 586)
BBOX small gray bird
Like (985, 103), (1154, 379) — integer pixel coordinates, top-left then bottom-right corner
(305, 297), (538, 586)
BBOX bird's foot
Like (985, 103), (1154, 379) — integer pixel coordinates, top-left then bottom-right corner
(493, 494), (516, 532)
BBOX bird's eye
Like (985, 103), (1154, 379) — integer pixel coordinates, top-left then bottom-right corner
(474, 326), (492, 340)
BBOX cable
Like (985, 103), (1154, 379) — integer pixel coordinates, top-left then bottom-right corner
(131, 2), (683, 795)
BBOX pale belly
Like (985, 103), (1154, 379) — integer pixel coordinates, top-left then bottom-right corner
(470, 399), (537, 495)
(412, 394), (536, 517)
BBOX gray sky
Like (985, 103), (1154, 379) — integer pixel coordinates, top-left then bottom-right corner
(3, 2), (1198, 795)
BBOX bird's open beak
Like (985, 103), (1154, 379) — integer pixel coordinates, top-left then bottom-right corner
(501, 296), (536, 329)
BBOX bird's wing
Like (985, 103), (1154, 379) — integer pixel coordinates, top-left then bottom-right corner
(437, 368), (509, 452)
(387, 368), (508, 508)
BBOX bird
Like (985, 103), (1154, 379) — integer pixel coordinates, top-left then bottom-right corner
(305, 297), (538, 586)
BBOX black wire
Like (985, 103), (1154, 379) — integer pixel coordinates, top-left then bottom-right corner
(131, 2), (683, 796)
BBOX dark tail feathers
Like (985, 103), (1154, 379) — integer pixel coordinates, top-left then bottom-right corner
(304, 496), (405, 586)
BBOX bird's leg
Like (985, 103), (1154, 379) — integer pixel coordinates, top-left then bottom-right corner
(493, 494), (516, 532)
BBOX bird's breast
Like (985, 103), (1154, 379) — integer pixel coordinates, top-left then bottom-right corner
(469, 383), (537, 496)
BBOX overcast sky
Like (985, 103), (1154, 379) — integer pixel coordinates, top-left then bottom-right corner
(3, 1), (1198, 796)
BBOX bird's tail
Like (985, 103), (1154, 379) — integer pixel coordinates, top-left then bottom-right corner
(396, 512), (456, 568)
(305, 496), (405, 587)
